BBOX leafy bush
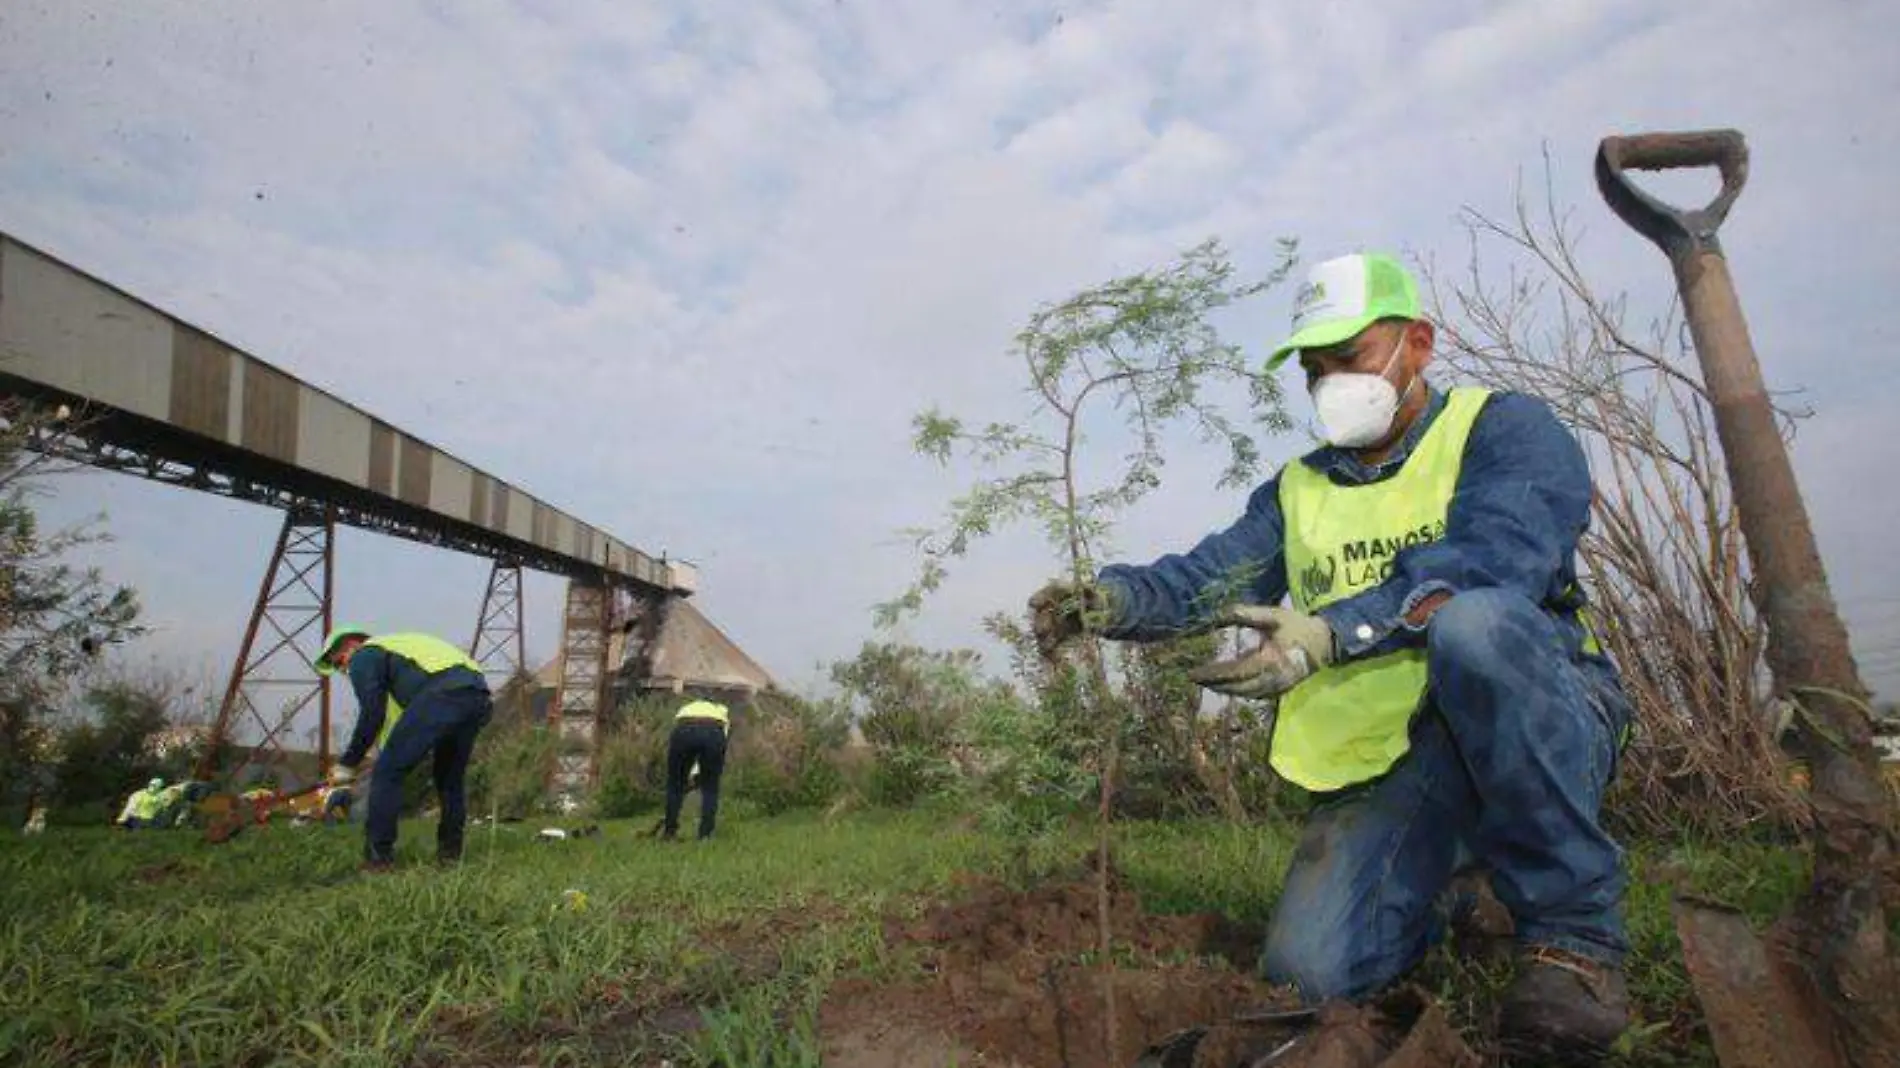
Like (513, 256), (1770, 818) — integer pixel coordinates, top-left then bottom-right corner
(957, 677), (1093, 837)
(1116, 633), (1226, 819)
(1, 402), (147, 825)
(465, 717), (558, 820)
(591, 696), (673, 819)
(726, 691), (851, 815)
(831, 642), (1002, 808)
(52, 677), (173, 813)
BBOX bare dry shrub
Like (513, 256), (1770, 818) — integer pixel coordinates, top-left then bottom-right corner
(1421, 161), (1807, 839)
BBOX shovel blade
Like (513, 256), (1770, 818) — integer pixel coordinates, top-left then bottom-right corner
(1132, 1025), (1208, 1068)
(1673, 897), (1846, 1068)
(1129, 988), (1477, 1068)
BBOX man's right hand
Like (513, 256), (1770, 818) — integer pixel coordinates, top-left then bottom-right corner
(1027, 579), (1120, 656)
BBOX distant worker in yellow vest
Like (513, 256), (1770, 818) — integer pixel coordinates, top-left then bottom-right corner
(115, 777), (167, 829)
(316, 625), (493, 872)
(662, 699), (730, 841)
(1028, 253), (1634, 1061)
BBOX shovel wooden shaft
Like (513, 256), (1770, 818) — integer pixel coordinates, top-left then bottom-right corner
(1673, 251), (1868, 713)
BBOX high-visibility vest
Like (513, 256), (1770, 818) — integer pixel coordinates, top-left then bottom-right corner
(1273, 388), (1492, 791)
(362, 633), (485, 748)
(130, 788), (164, 821)
(674, 700), (730, 734)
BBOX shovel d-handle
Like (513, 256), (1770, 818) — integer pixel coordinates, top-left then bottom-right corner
(1595, 129), (1748, 262)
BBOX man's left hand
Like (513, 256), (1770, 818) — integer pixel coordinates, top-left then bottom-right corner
(1188, 605), (1336, 699)
(327, 764), (356, 787)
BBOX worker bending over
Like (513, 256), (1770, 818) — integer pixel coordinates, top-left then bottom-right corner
(116, 777), (167, 829)
(316, 625), (492, 871)
(662, 699), (730, 841)
(1030, 253), (1633, 1061)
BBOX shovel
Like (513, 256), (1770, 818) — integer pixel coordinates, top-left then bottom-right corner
(1597, 129), (1898, 1067)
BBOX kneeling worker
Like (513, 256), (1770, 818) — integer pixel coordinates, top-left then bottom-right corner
(1029, 252), (1633, 1059)
(116, 777), (167, 830)
(662, 699), (730, 841)
(316, 625), (493, 871)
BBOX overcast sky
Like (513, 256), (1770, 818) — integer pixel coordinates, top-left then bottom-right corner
(3, 0), (1896, 719)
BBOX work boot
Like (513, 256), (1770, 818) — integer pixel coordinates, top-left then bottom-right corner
(435, 850), (462, 868)
(1444, 867), (1514, 960)
(1498, 945), (1629, 1064)
(359, 859), (397, 875)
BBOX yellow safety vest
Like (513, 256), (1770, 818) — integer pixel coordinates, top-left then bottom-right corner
(1273, 388), (1491, 792)
(130, 788), (164, 820)
(674, 699), (730, 733)
(362, 633), (485, 748)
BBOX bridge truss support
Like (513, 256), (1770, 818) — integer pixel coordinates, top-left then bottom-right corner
(547, 577), (611, 805)
(469, 559), (526, 684)
(545, 580), (675, 803)
(198, 505), (336, 782)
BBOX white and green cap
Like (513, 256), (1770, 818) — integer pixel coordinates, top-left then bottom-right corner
(315, 624), (372, 675)
(1267, 252), (1421, 369)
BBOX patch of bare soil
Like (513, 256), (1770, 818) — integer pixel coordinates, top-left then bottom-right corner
(134, 859), (187, 884)
(818, 859), (1276, 1067)
(819, 859), (1483, 1068)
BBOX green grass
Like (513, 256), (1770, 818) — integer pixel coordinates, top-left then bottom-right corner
(0, 808), (995, 1067)
(0, 807), (1820, 1068)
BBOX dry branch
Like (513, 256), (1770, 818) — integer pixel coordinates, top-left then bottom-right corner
(1422, 167), (1807, 838)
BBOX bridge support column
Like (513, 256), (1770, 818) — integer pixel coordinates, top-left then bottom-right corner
(469, 559), (526, 684)
(619, 591), (673, 691)
(198, 504), (336, 782)
(547, 575), (610, 807)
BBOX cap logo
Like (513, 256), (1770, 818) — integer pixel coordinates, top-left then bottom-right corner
(1291, 256), (1371, 332)
(1291, 281), (1327, 327)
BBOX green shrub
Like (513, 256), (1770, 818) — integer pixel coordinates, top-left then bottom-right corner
(592, 696), (673, 819)
(51, 679), (172, 809)
(832, 642), (1010, 808)
(465, 717), (557, 820)
(959, 683), (1094, 837)
(865, 743), (957, 808)
(727, 691), (851, 814)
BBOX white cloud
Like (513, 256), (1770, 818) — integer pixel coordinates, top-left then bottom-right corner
(1004, 95), (1152, 184)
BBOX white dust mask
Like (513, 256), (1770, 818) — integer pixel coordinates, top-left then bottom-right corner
(1309, 331), (1414, 448)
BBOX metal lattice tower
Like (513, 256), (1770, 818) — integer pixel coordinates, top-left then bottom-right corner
(198, 505), (336, 780)
(547, 577), (610, 804)
(469, 559), (526, 683)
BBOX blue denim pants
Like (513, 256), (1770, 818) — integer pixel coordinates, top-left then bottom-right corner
(365, 685), (492, 864)
(1261, 588), (1632, 1002)
(663, 720), (729, 840)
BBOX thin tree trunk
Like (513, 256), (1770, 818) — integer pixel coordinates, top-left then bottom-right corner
(1061, 412), (1120, 1061)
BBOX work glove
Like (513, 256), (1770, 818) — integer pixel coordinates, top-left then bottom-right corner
(1188, 605), (1337, 700)
(1027, 579), (1122, 657)
(327, 764), (356, 787)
